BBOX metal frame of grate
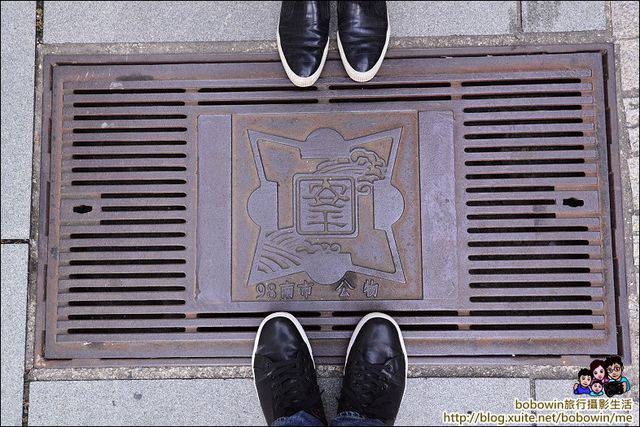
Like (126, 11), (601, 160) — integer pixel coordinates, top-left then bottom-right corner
(34, 43), (631, 368)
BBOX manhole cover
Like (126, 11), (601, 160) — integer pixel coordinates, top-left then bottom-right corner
(35, 44), (631, 367)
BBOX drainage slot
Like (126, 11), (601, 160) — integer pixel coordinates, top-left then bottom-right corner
(464, 118), (583, 126)
(464, 145), (585, 153)
(465, 159), (585, 166)
(469, 240), (590, 247)
(70, 245), (186, 252)
(100, 219), (186, 225)
(466, 199), (555, 206)
(463, 105), (583, 113)
(465, 131), (584, 140)
(466, 186), (554, 193)
(469, 324), (593, 330)
(72, 140), (187, 147)
(70, 232), (185, 239)
(68, 299), (186, 306)
(469, 254), (590, 261)
(68, 259), (186, 265)
(73, 127), (187, 134)
(101, 192), (187, 199)
(68, 272), (186, 279)
(467, 213), (556, 220)
(68, 313), (186, 320)
(73, 88), (186, 94)
(462, 91), (583, 99)
(461, 78), (582, 86)
(469, 281), (591, 288)
(73, 102), (186, 108)
(101, 205), (186, 212)
(71, 179), (187, 186)
(466, 172), (586, 179)
(469, 268), (591, 275)
(467, 226), (589, 233)
(68, 327), (186, 334)
(329, 95), (452, 103)
(72, 166), (186, 173)
(68, 286), (186, 293)
(470, 295), (592, 302)
(73, 114), (188, 121)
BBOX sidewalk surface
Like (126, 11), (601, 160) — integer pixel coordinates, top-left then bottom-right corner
(1, 1), (639, 425)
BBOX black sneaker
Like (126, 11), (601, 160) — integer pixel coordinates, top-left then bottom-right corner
(337, 1), (389, 83)
(277, 1), (330, 87)
(337, 313), (407, 425)
(252, 312), (327, 425)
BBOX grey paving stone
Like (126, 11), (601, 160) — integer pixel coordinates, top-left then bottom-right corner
(387, 1), (519, 37)
(612, 1), (639, 39)
(29, 379), (266, 426)
(1, 2), (35, 240)
(44, 1), (281, 43)
(1, 244), (29, 427)
(396, 378), (530, 425)
(522, 1), (607, 33)
(28, 377), (529, 426)
(44, 1), (518, 44)
(535, 379), (581, 401)
(619, 38), (640, 93)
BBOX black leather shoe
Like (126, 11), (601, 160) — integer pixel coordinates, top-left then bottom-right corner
(338, 313), (407, 425)
(252, 312), (327, 425)
(337, 1), (389, 82)
(277, 1), (330, 87)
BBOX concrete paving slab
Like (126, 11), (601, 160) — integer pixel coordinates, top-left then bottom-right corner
(44, 1), (518, 44)
(29, 379), (266, 426)
(522, 1), (607, 33)
(396, 378), (530, 425)
(28, 377), (530, 425)
(387, 1), (518, 36)
(44, 1), (281, 43)
(535, 379), (580, 401)
(619, 39), (639, 93)
(612, 1), (639, 40)
(1, 1), (35, 240)
(1, 244), (29, 427)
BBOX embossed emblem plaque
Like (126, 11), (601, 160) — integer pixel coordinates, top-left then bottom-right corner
(228, 112), (422, 301)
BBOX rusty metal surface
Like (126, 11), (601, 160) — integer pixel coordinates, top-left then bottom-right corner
(34, 44), (630, 367)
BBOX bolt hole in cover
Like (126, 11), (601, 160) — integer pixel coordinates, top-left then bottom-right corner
(73, 205), (93, 214)
(35, 45), (630, 366)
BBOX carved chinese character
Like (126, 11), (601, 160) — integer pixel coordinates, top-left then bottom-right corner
(280, 281), (295, 300)
(363, 279), (379, 299)
(336, 279), (355, 298)
(298, 280), (314, 299)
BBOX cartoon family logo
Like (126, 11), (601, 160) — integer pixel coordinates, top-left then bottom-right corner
(573, 356), (632, 397)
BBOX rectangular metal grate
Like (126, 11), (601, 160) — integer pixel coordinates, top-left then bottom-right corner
(35, 44), (630, 367)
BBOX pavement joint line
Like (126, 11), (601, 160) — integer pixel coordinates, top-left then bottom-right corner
(515, 0), (523, 34)
(1, 239), (30, 245)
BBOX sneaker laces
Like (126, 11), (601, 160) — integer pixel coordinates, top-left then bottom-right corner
(270, 352), (320, 416)
(341, 359), (394, 420)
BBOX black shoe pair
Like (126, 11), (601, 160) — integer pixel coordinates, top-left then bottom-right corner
(253, 312), (407, 426)
(277, 1), (390, 86)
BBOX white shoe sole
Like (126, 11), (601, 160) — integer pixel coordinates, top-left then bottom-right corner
(345, 312), (408, 404)
(276, 30), (329, 87)
(252, 312), (315, 393)
(337, 20), (390, 83)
